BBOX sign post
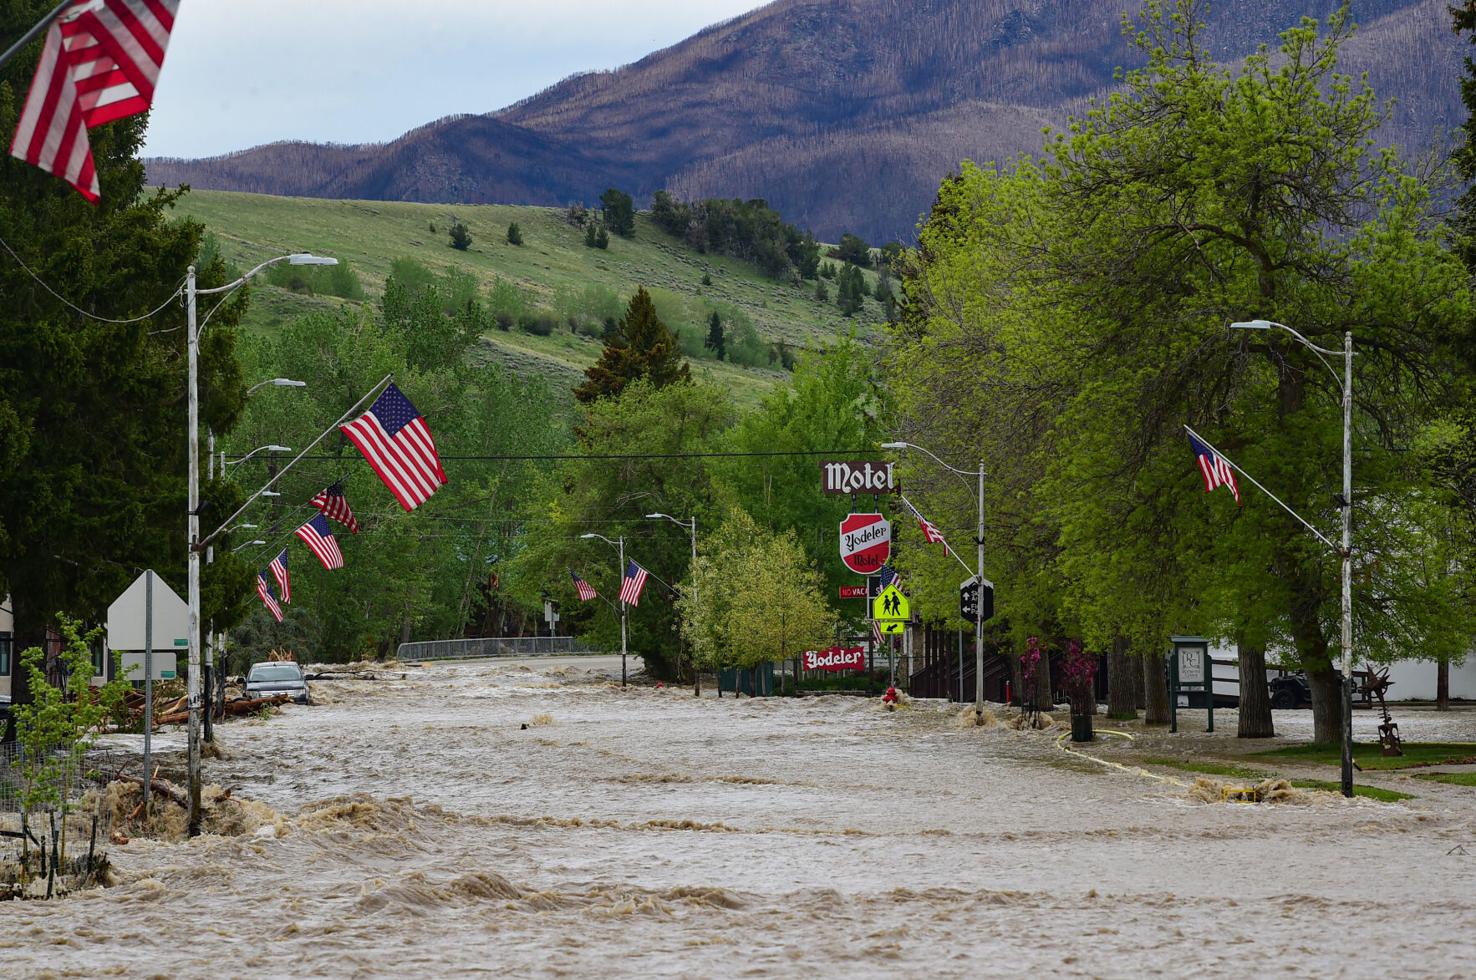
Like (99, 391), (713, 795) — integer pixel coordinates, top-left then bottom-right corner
(872, 584), (909, 636)
(1169, 635), (1212, 733)
(108, 570), (189, 812)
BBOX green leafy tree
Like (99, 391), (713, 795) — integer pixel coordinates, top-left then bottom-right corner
(449, 221), (472, 250)
(600, 188), (636, 238)
(574, 287), (691, 403)
(890, 0), (1473, 744)
(679, 508), (833, 675)
(506, 380), (733, 680)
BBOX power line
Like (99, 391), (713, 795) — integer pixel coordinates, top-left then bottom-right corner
(1, 231), (185, 325)
(223, 448), (870, 462)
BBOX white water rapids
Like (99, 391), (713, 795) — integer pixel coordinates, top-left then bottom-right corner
(4, 656), (1474, 977)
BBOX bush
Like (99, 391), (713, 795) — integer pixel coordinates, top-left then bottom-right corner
(487, 277), (529, 329)
(449, 221), (472, 251)
(518, 309), (558, 336)
(264, 258), (365, 300)
(507, 222), (524, 246)
(829, 232), (872, 268)
(595, 226), (609, 250)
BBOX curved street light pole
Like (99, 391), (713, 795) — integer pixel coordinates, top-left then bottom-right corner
(580, 532), (628, 686)
(882, 442), (986, 716)
(647, 513), (698, 691)
(1232, 319), (1355, 797)
(187, 253), (336, 833)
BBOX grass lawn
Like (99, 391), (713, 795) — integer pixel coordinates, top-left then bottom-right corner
(1252, 741), (1476, 771)
(1288, 780), (1416, 802)
(1143, 757), (1273, 781)
(1412, 771), (1476, 787)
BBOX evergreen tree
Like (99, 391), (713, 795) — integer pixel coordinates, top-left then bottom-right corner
(873, 272), (892, 302)
(574, 288), (690, 402)
(506, 222), (524, 246)
(449, 221), (472, 250)
(831, 232), (872, 268)
(584, 222), (599, 248)
(815, 279), (830, 302)
(795, 232), (822, 279)
(595, 226), (610, 250)
(0, 0), (250, 736)
(837, 265), (865, 316)
(704, 311), (726, 360)
(600, 188), (636, 238)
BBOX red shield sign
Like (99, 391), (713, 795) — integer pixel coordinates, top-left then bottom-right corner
(839, 513), (891, 575)
(803, 646), (866, 672)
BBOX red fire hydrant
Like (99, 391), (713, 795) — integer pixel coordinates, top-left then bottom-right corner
(882, 686), (898, 706)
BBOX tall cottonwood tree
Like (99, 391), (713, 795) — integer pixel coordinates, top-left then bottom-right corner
(891, 0), (1472, 743)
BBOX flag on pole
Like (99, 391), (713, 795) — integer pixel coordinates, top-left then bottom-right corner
(340, 382), (447, 511)
(871, 619), (883, 645)
(295, 514), (345, 570)
(570, 569), (598, 602)
(268, 548), (291, 603)
(1187, 432), (1242, 505)
(879, 565), (903, 592)
(618, 560), (650, 607)
(10, 1), (181, 202)
(256, 573), (283, 623)
(309, 482), (361, 534)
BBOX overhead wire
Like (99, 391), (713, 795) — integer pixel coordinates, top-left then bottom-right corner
(1, 230), (186, 325)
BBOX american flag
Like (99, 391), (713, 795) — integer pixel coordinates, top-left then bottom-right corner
(570, 569), (598, 602)
(256, 573), (283, 623)
(340, 383), (446, 512)
(1188, 432), (1241, 505)
(10, 1), (180, 202)
(619, 560), (649, 607)
(879, 565), (903, 592)
(309, 482), (360, 534)
(295, 514), (345, 570)
(871, 619), (883, 645)
(268, 548), (291, 603)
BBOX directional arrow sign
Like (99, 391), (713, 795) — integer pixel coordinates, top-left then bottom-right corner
(879, 620), (906, 635)
(872, 584), (910, 624)
(960, 576), (995, 624)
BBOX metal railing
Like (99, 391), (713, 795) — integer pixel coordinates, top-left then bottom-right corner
(396, 636), (601, 661)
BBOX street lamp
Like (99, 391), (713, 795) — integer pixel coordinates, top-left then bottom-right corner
(882, 441), (987, 717)
(230, 539), (266, 554)
(223, 444), (292, 467)
(1231, 318), (1355, 797)
(185, 251), (335, 834)
(647, 513), (698, 691)
(580, 532), (628, 686)
(246, 377), (307, 397)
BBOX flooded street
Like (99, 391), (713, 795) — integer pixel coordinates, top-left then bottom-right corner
(6, 656), (1475, 977)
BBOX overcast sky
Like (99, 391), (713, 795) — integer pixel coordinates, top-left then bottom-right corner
(143, 1), (764, 159)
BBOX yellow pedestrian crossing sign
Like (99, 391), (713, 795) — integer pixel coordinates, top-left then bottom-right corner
(878, 619), (906, 635)
(872, 584), (909, 624)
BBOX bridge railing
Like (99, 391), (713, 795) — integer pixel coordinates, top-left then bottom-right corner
(395, 636), (600, 661)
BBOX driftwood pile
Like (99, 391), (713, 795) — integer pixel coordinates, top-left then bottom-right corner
(120, 689), (289, 729)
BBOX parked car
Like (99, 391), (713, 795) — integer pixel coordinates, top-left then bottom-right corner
(1269, 672), (1312, 709)
(245, 661), (311, 704)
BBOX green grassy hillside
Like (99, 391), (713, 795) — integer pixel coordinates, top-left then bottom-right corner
(171, 190), (888, 409)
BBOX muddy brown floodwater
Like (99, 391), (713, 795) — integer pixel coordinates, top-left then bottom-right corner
(4, 656), (1475, 977)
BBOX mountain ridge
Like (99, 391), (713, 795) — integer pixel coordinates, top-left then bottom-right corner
(147, 0), (1461, 241)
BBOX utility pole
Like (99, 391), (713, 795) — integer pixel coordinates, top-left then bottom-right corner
(1340, 331), (1354, 798)
(185, 265), (203, 835)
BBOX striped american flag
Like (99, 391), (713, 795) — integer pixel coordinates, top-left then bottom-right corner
(1188, 432), (1241, 505)
(256, 573), (283, 623)
(340, 383), (447, 512)
(295, 514), (345, 570)
(618, 560), (649, 607)
(570, 569), (598, 602)
(268, 548), (291, 603)
(309, 482), (360, 534)
(10, 1), (180, 202)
